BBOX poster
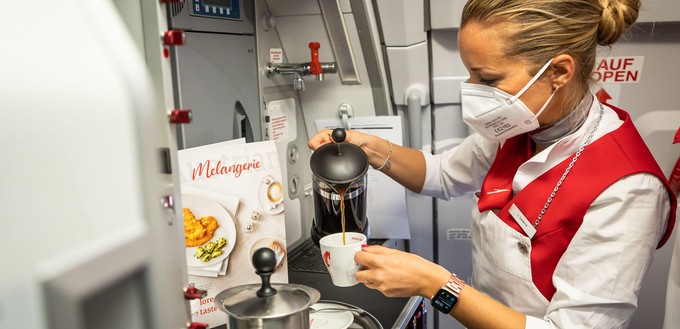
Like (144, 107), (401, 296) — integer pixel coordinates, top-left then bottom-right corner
(178, 139), (288, 326)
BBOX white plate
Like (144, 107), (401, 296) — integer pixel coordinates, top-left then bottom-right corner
(183, 194), (237, 268)
(258, 175), (284, 214)
(248, 236), (287, 270)
(309, 303), (354, 329)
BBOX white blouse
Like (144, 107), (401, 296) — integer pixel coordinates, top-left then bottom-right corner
(420, 98), (671, 328)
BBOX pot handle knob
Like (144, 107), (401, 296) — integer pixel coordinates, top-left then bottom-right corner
(331, 128), (347, 155)
(331, 128), (346, 143)
(252, 247), (277, 297)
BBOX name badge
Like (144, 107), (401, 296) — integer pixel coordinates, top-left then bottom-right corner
(508, 204), (537, 238)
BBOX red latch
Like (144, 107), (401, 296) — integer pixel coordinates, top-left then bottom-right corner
(169, 109), (192, 124)
(308, 42), (322, 75)
(184, 286), (207, 300)
(188, 322), (209, 329)
(163, 30), (186, 46)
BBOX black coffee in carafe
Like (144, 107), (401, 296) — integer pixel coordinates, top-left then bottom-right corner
(310, 128), (369, 246)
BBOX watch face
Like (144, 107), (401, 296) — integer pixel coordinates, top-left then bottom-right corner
(432, 289), (458, 313)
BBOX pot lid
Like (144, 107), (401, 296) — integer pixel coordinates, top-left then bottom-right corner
(214, 248), (321, 319)
(215, 283), (320, 319)
(310, 128), (368, 184)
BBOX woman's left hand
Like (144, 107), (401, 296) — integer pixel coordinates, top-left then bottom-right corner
(354, 245), (451, 298)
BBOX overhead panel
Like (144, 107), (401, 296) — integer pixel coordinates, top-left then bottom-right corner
(375, 0), (426, 46)
(318, 0), (361, 84)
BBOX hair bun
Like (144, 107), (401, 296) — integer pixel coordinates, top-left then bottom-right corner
(597, 0), (640, 45)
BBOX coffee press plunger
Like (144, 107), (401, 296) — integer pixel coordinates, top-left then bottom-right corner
(309, 128), (370, 246)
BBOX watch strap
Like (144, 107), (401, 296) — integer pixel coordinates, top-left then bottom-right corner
(431, 273), (465, 301)
(444, 273), (465, 297)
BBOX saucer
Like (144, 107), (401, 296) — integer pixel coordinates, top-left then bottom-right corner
(258, 175), (284, 214)
(309, 303), (353, 329)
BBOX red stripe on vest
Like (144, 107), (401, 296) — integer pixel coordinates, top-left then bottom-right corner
(477, 134), (532, 212)
(478, 104), (676, 301)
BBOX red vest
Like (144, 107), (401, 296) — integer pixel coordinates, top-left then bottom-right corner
(477, 104), (677, 301)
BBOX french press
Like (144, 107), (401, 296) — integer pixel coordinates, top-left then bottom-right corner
(309, 128), (370, 246)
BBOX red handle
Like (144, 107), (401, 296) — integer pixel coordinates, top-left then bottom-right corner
(188, 322), (209, 329)
(163, 30), (186, 46)
(184, 286), (207, 300)
(169, 109), (192, 124)
(308, 42), (322, 75)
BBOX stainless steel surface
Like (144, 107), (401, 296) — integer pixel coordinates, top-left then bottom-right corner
(311, 307), (365, 314)
(215, 283), (320, 329)
(266, 62), (338, 77)
(266, 62), (338, 91)
(315, 300), (384, 329)
(391, 296), (425, 329)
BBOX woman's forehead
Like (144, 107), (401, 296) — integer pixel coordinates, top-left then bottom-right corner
(459, 21), (521, 71)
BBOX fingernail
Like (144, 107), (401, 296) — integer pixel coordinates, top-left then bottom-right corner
(361, 244), (370, 250)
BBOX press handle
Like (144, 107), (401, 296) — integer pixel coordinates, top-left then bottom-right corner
(252, 248), (277, 297)
(331, 128), (346, 143)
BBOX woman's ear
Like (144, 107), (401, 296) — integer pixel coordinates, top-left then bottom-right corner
(550, 54), (575, 88)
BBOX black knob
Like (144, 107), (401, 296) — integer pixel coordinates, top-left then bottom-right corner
(331, 128), (346, 143)
(252, 248), (277, 297)
(252, 247), (276, 273)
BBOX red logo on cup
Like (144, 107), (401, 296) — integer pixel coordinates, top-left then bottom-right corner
(323, 251), (331, 268)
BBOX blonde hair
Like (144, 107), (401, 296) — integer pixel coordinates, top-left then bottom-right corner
(461, 0), (640, 111)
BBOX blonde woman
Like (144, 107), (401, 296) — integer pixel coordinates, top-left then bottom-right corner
(309, 0), (676, 328)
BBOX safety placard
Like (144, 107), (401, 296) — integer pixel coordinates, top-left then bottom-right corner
(593, 56), (644, 83)
(266, 98), (296, 142)
(269, 48), (283, 64)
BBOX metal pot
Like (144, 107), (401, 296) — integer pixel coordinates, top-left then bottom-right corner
(215, 248), (320, 329)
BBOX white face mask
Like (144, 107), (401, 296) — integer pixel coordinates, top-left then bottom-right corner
(461, 59), (557, 143)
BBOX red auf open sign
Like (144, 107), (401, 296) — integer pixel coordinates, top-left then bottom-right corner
(592, 56), (644, 83)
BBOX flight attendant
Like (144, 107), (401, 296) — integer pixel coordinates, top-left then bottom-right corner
(309, 0), (676, 328)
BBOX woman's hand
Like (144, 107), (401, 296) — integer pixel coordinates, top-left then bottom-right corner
(356, 245), (527, 329)
(354, 245), (451, 298)
(307, 129), (334, 151)
(307, 129), (371, 151)
(308, 128), (427, 193)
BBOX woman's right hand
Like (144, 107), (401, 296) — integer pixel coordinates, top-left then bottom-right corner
(354, 245), (451, 298)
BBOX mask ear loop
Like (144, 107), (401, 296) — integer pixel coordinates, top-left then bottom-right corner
(533, 85), (560, 119)
(508, 58), (555, 104)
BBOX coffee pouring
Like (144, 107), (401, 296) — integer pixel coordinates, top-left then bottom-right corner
(310, 128), (370, 246)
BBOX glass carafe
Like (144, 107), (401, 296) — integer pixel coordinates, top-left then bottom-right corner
(309, 129), (369, 246)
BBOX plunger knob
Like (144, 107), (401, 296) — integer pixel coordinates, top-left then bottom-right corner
(252, 248), (277, 297)
(331, 128), (346, 143)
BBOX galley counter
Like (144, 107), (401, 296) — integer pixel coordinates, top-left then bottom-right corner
(287, 238), (427, 329)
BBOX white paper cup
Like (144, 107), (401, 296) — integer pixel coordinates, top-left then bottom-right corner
(319, 232), (367, 287)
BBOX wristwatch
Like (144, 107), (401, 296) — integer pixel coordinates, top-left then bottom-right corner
(430, 273), (465, 314)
